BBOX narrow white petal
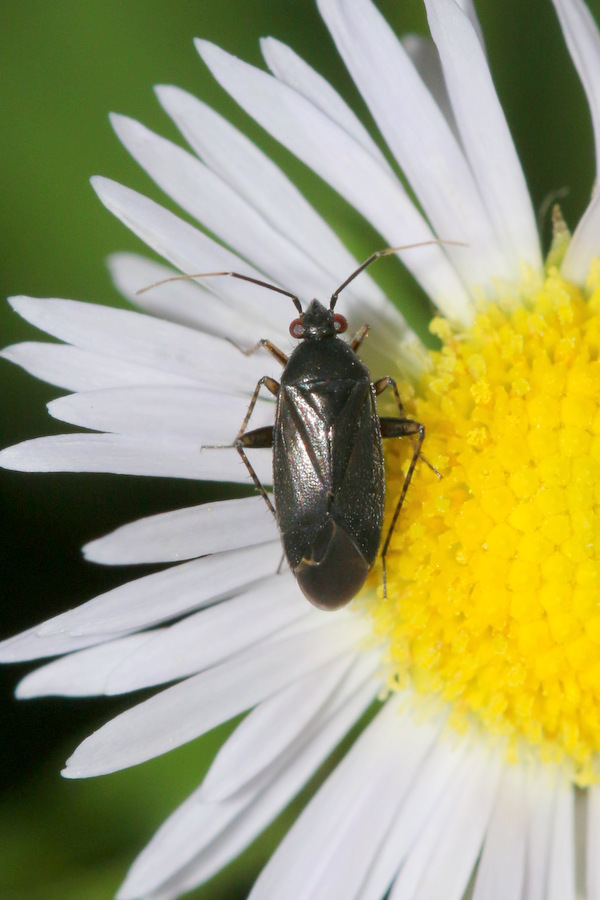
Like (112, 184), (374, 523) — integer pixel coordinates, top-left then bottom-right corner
(551, 0), (600, 171)
(34, 543), (282, 638)
(15, 579), (307, 697)
(6, 295), (267, 390)
(283, 718), (445, 900)
(561, 187), (600, 283)
(92, 177), (295, 341)
(197, 40), (472, 322)
(117, 790), (229, 900)
(318, 0), (510, 293)
(199, 653), (355, 801)
(0, 622), (120, 663)
(546, 781), (576, 900)
(356, 734), (470, 900)
(104, 577), (308, 692)
(587, 783), (600, 900)
(118, 656), (380, 899)
(454, 0), (485, 46)
(83, 496), (277, 564)
(111, 113), (368, 307)
(523, 765), (558, 900)
(0, 434), (272, 484)
(0, 342), (194, 392)
(472, 763), (526, 900)
(261, 37), (391, 171)
(389, 743), (501, 900)
(191, 671), (381, 894)
(248, 697), (440, 900)
(424, 0), (542, 273)
(108, 253), (253, 345)
(63, 618), (363, 777)
(154, 85), (403, 322)
(401, 35), (456, 135)
(15, 635), (157, 698)
(47, 385), (274, 443)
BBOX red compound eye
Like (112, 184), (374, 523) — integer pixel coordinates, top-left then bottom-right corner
(333, 314), (348, 334)
(289, 318), (305, 338)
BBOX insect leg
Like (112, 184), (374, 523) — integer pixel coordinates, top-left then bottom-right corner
(227, 336), (288, 367)
(234, 376), (279, 516)
(378, 415), (424, 597)
(349, 324), (370, 353)
(236, 375), (279, 439)
(375, 376), (439, 475)
(374, 375), (426, 598)
(373, 374), (405, 406)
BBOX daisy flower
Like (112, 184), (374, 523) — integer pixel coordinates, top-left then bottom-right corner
(3, 0), (600, 897)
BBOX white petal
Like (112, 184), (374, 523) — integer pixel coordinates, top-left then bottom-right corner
(108, 253), (253, 345)
(261, 37), (391, 171)
(248, 696), (440, 900)
(15, 634), (157, 698)
(0, 622), (120, 663)
(0, 342), (194, 392)
(199, 653), (356, 802)
(35, 543), (281, 637)
(63, 617), (363, 777)
(111, 113), (369, 307)
(154, 84), (403, 323)
(196, 40), (472, 322)
(401, 35), (456, 135)
(103, 577), (308, 693)
(15, 579), (307, 697)
(83, 496), (277, 564)
(561, 186), (600, 283)
(117, 657), (380, 899)
(356, 733), (470, 900)
(118, 792), (236, 900)
(472, 763), (526, 900)
(388, 743), (501, 900)
(546, 781), (575, 900)
(0, 434), (272, 484)
(47, 385), (274, 442)
(523, 765), (559, 900)
(551, 0), (600, 172)
(454, 0), (485, 47)
(182, 662), (381, 899)
(424, 0), (542, 274)
(587, 783), (600, 900)
(6, 295), (266, 390)
(92, 177), (294, 342)
(318, 0), (510, 293)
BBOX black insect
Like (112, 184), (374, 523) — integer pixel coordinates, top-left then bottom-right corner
(206, 247), (431, 610)
(139, 245), (437, 610)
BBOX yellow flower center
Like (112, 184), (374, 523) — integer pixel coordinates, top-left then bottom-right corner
(367, 264), (600, 784)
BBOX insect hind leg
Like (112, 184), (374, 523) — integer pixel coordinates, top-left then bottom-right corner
(378, 416), (425, 598)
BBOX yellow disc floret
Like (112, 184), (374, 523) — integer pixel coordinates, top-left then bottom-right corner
(368, 265), (600, 783)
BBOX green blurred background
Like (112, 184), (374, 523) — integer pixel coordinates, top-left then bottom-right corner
(1, 1), (598, 897)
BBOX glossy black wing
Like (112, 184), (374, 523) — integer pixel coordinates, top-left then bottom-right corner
(273, 378), (384, 568)
(329, 382), (384, 564)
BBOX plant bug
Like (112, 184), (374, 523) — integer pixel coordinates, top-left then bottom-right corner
(139, 243), (447, 609)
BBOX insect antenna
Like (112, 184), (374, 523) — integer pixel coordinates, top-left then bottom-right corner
(135, 270), (303, 314)
(329, 239), (468, 309)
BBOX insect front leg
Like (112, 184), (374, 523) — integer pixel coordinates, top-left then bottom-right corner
(374, 375), (425, 598)
(350, 324), (370, 353)
(235, 375), (279, 517)
(227, 336), (288, 367)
